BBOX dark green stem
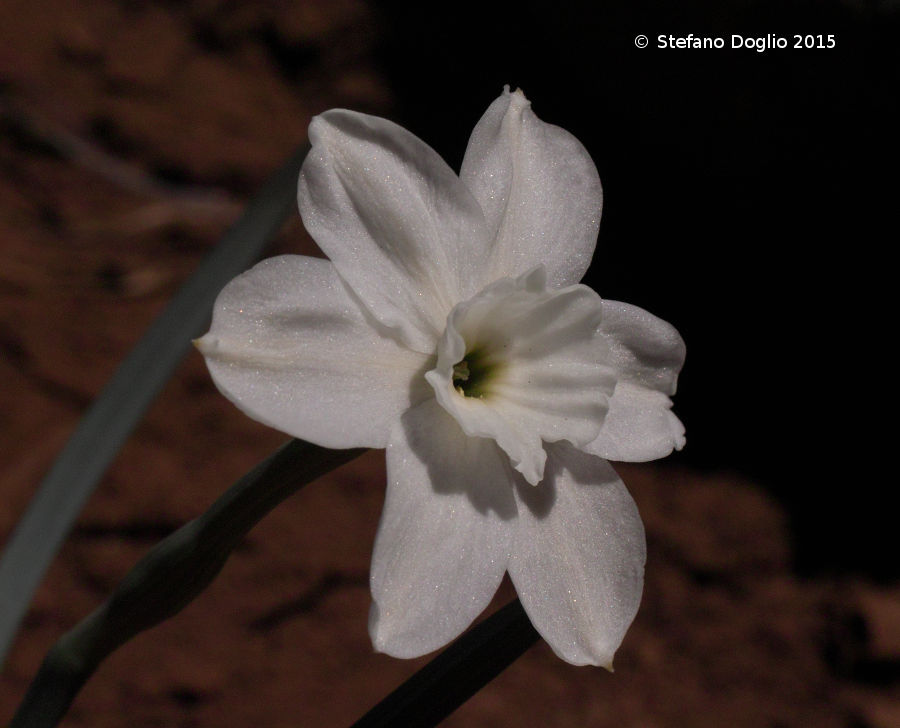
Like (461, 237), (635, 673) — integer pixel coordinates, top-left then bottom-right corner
(11, 440), (364, 728)
(351, 598), (539, 728)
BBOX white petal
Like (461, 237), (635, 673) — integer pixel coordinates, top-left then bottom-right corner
(298, 109), (491, 353)
(196, 255), (430, 449)
(508, 443), (645, 668)
(585, 300), (686, 461)
(369, 399), (515, 658)
(584, 383), (686, 462)
(600, 300), (685, 395)
(460, 87), (603, 289)
(426, 268), (616, 486)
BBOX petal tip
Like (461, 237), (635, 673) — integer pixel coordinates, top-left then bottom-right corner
(306, 113), (328, 144)
(193, 334), (217, 356)
(307, 108), (360, 149)
(368, 601), (419, 658)
(669, 411), (687, 451)
(551, 640), (617, 669)
(504, 90), (532, 125)
(510, 87), (531, 107)
(368, 609), (429, 660)
(367, 600), (388, 654)
(516, 455), (545, 487)
(578, 645), (616, 670)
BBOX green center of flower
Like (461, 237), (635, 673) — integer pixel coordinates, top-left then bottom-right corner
(451, 345), (500, 399)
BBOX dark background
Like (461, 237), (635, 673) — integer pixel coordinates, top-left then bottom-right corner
(376, 0), (896, 579)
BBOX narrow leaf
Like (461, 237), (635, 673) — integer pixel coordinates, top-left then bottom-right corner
(0, 145), (308, 666)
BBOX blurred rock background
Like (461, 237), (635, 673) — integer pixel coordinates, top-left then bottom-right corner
(1, 1), (896, 726)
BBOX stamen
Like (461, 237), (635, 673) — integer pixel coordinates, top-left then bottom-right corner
(451, 346), (499, 399)
(452, 360), (470, 386)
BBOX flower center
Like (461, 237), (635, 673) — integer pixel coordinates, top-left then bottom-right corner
(451, 345), (502, 398)
(424, 267), (615, 486)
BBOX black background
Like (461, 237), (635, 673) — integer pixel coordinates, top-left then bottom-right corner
(377, 0), (897, 579)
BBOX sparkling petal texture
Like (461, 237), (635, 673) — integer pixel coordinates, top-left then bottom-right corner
(460, 87), (603, 290)
(508, 443), (646, 667)
(196, 256), (431, 449)
(426, 268), (616, 486)
(370, 399), (515, 657)
(585, 383), (686, 462)
(199, 88), (685, 669)
(298, 109), (491, 353)
(598, 300), (685, 395)
(585, 300), (686, 461)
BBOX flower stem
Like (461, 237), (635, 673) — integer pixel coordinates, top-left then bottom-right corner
(351, 598), (539, 728)
(10, 439), (364, 728)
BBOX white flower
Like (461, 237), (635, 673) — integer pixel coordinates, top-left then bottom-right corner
(196, 87), (685, 668)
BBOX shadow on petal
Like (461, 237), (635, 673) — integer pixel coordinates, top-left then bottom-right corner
(513, 460), (557, 520)
(514, 441), (624, 521)
(549, 441), (624, 488)
(405, 353), (440, 410)
(399, 398), (517, 521)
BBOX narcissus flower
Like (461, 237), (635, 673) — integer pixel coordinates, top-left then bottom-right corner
(196, 87), (685, 667)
